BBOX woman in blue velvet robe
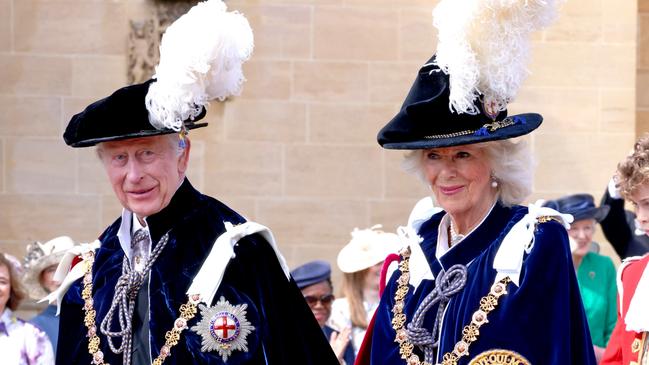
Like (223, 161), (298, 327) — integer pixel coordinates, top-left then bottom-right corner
(356, 52), (598, 365)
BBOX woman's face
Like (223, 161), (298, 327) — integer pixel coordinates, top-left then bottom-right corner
(300, 281), (334, 327)
(422, 145), (495, 220)
(0, 264), (10, 313)
(363, 263), (383, 293)
(631, 183), (649, 235)
(39, 264), (60, 294)
(568, 218), (596, 257)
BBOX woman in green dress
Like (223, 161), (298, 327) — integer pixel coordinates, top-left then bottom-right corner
(545, 194), (618, 362)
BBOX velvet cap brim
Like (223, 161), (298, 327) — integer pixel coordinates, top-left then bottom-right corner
(63, 79), (207, 148)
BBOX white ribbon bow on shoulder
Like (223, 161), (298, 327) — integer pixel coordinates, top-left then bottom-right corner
(493, 200), (573, 286)
(187, 221), (290, 305)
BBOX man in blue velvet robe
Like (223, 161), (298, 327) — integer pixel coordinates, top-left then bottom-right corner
(55, 63), (337, 365)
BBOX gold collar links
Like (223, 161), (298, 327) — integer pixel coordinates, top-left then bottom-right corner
(80, 251), (200, 365)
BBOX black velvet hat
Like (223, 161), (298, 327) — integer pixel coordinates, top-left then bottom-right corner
(377, 55), (542, 150)
(290, 260), (331, 289)
(543, 194), (610, 223)
(63, 79), (207, 148)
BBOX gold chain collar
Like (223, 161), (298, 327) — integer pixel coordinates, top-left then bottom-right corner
(79, 251), (199, 365)
(391, 246), (511, 365)
(423, 117), (517, 140)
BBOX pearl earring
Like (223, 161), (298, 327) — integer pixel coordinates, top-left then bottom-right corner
(490, 173), (498, 188)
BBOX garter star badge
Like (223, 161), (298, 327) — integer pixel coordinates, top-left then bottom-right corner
(190, 296), (255, 362)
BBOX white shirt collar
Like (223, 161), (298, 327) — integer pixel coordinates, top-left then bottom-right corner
(116, 209), (149, 263)
(435, 201), (496, 260)
(0, 308), (16, 333)
(0, 308), (12, 324)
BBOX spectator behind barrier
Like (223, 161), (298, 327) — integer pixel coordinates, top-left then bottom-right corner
(0, 253), (54, 364)
(544, 194), (618, 362)
(292, 260), (354, 365)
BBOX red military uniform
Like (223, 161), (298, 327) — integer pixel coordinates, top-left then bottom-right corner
(602, 255), (649, 365)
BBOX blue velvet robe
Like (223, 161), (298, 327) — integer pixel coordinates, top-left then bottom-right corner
(368, 203), (597, 364)
(57, 179), (338, 364)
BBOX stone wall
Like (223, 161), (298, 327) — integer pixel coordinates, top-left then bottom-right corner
(0, 0), (638, 291)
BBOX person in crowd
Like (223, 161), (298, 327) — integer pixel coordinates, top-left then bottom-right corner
(544, 194), (617, 362)
(600, 177), (649, 259)
(328, 225), (401, 355)
(355, 0), (597, 363)
(22, 236), (76, 354)
(0, 253), (54, 364)
(602, 135), (649, 364)
(292, 260), (355, 365)
(47, 1), (337, 364)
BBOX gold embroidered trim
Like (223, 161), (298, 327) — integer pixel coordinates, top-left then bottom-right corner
(439, 277), (511, 365)
(633, 332), (647, 364)
(79, 251), (200, 365)
(536, 216), (561, 225)
(424, 118), (515, 140)
(390, 246), (511, 365)
(468, 349), (531, 365)
(633, 338), (642, 353)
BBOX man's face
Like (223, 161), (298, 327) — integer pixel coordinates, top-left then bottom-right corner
(98, 135), (190, 219)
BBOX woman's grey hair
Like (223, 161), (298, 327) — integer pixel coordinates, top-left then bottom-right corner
(402, 139), (534, 206)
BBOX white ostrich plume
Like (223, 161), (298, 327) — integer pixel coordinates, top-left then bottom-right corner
(146, 0), (254, 131)
(433, 0), (562, 115)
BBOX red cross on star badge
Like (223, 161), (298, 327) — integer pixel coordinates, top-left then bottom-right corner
(191, 296), (255, 362)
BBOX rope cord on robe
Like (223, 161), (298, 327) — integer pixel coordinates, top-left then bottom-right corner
(79, 246), (200, 365)
(392, 246), (512, 365)
(405, 264), (468, 364)
(99, 230), (170, 365)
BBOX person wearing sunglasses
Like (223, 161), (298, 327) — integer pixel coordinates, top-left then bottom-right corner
(292, 260), (355, 365)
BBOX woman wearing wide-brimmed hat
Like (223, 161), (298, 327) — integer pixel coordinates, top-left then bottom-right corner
(328, 225), (401, 359)
(22, 236), (76, 355)
(544, 194), (617, 362)
(355, 0), (597, 364)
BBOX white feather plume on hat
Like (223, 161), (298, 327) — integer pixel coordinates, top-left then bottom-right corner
(433, 0), (562, 115)
(145, 0), (254, 131)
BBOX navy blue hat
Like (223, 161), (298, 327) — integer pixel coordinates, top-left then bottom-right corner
(291, 260), (331, 289)
(543, 194), (610, 222)
(63, 79), (207, 148)
(377, 55), (542, 150)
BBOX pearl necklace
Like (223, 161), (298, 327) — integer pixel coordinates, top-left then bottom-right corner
(449, 220), (465, 245)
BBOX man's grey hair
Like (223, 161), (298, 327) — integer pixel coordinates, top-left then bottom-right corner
(95, 133), (187, 158)
(402, 139), (534, 207)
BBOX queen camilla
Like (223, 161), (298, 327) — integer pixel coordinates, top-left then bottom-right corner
(356, 0), (598, 364)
